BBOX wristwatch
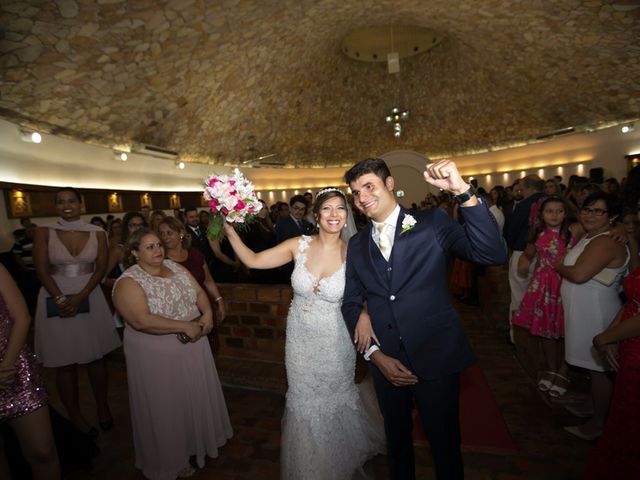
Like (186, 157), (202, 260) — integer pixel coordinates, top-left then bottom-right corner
(453, 184), (477, 204)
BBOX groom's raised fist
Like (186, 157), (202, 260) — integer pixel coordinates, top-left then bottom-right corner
(423, 159), (469, 195)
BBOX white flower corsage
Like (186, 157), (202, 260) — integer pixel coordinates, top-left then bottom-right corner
(400, 213), (417, 235)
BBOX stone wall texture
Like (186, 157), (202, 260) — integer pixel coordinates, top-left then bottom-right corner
(1, 1), (639, 167)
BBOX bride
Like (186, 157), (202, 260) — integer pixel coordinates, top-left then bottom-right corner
(223, 188), (384, 479)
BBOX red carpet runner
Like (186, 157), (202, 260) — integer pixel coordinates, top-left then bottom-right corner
(413, 364), (517, 454)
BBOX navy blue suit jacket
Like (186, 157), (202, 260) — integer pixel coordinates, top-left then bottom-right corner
(275, 216), (314, 244)
(342, 203), (507, 380)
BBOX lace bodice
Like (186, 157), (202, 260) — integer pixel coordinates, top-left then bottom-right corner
(290, 235), (345, 304)
(118, 260), (199, 322)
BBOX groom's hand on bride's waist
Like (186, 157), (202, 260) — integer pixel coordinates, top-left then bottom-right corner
(370, 351), (419, 387)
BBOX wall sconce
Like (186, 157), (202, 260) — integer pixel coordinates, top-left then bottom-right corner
(140, 193), (153, 209)
(9, 189), (32, 217)
(169, 194), (181, 209)
(108, 192), (123, 212)
(19, 128), (42, 143)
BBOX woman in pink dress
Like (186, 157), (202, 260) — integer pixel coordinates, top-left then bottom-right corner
(113, 228), (232, 479)
(0, 264), (60, 479)
(33, 187), (121, 438)
(513, 196), (577, 397)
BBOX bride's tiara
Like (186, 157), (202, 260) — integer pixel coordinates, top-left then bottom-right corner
(316, 187), (346, 198)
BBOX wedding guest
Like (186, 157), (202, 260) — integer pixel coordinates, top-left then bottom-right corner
(158, 217), (226, 354)
(0, 264), (60, 480)
(140, 205), (151, 223)
(33, 187), (121, 437)
(106, 218), (122, 249)
(148, 209), (167, 232)
(199, 210), (210, 230)
(587, 265), (640, 479)
(113, 229), (232, 479)
(557, 192), (629, 440)
(621, 165), (640, 211)
(603, 178), (621, 198)
(512, 196), (576, 397)
(544, 178), (562, 197)
(223, 189), (384, 479)
(505, 175), (545, 343)
(241, 200), (278, 283)
(487, 188), (506, 232)
(184, 207), (215, 270)
(90, 216), (107, 230)
(275, 195), (315, 284)
(103, 211), (147, 290)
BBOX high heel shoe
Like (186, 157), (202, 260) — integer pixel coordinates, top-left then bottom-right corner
(99, 418), (114, 431)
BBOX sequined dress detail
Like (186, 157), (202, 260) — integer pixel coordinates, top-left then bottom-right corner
(0, 291), (47, 421)
(281, 236), (385, 479)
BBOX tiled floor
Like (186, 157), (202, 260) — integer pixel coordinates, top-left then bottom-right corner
(47, 299), (594, 479)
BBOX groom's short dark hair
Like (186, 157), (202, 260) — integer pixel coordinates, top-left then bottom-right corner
(343, 158), (391, 185)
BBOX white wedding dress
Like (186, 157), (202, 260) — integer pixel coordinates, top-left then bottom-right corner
(281, 236), (385, 479)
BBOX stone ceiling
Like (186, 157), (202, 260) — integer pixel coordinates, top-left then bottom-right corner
(1, 0), (639, 168)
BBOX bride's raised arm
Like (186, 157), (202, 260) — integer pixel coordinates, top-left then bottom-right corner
(223, 221), (297, 270)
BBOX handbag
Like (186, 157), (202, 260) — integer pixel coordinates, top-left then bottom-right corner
(592, 268), (618, 287)
(46, 297), (90, 318)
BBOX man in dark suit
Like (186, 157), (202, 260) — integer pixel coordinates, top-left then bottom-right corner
(274, 195), (314, 283)
(342, 158), (507, 480)
(184, 206), (215, 268)
(275, 195), (314, 243)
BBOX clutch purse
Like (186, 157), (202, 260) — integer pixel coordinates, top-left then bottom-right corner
(46, 297), (90, 318)
(592, 269), (618, 287)
(177, 333), (191, 344)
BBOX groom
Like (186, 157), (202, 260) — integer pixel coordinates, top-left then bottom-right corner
(342, 158), (507, 479)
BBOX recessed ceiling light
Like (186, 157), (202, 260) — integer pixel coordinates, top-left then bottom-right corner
(19, 128), (42, 143)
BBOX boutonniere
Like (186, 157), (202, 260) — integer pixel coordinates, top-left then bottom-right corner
(400, 214), (417, 235)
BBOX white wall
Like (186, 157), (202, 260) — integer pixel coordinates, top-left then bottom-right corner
(2, 118), (639, 250)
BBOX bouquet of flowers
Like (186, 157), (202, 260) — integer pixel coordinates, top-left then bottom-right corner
(202, 168), (262, 241)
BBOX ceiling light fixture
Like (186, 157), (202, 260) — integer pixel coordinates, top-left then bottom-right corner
(113, 150), (128, 161)
(175, 160), (185, 170)
(621, 123), (635, 134)
(19, 127), (42, 143)
(385, 106), (409, 138)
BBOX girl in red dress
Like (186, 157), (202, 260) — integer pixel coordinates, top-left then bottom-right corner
(513, 196), (577, 396)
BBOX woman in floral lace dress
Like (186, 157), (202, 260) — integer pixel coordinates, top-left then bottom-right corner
(224, 189), (384, 480)
(113, 229), (232, 479)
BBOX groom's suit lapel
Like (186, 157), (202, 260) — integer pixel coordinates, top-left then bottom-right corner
(390, 207), (410, 278)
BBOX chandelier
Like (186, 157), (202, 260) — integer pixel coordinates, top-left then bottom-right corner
(385, 107), (409, 138)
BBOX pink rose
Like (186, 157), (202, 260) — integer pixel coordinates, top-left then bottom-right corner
(209, 198), (218, 210)
(234, 200), (246, 211)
